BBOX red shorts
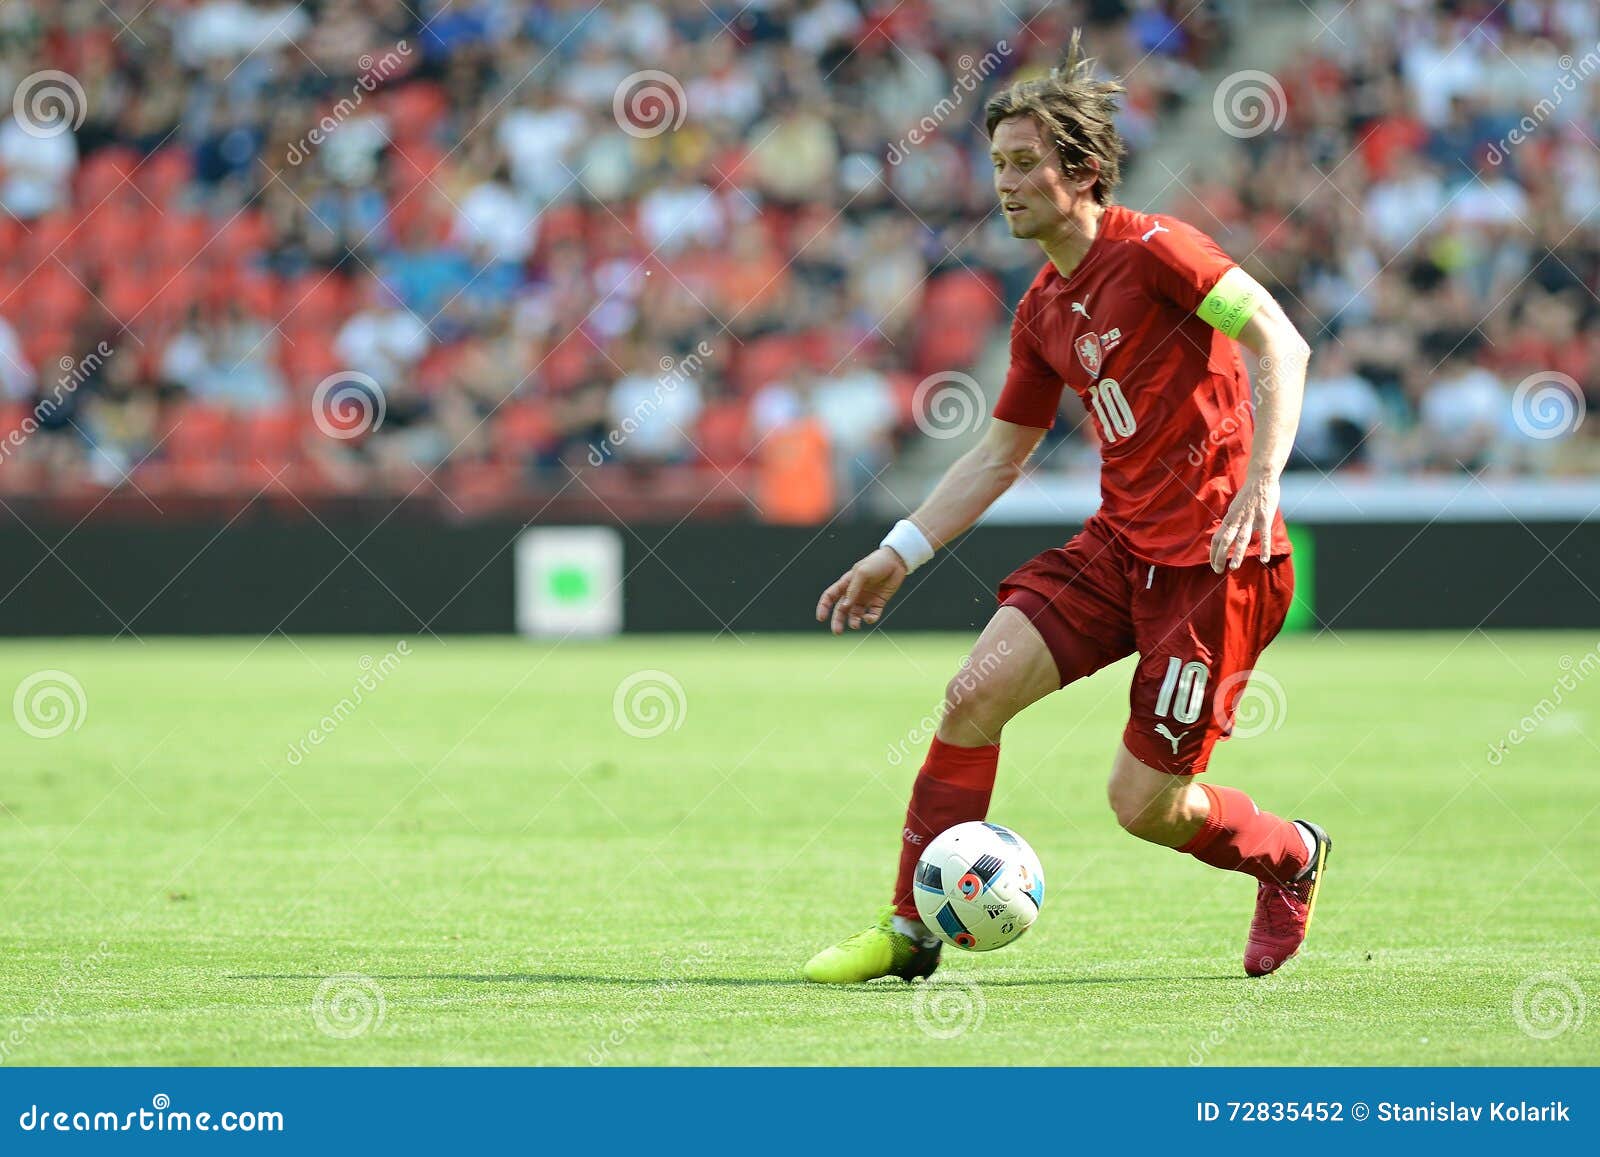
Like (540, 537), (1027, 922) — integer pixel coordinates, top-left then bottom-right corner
(997, 514), (1294, 776)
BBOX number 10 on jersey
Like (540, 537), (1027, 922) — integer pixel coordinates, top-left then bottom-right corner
(1088, 378), (1136, 442)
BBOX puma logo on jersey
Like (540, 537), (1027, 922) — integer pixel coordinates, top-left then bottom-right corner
(1154, 723), (1189, 753)
(1070, 299), (1091, 319)
(1141, 222), (1170, 243)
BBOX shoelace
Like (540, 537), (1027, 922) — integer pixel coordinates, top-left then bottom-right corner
(1256, 881), (1307, 938)
(837, 927), (878, 950)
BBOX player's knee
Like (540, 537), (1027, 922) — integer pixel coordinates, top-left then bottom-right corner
(1107, 774), (1153, 834)
(939, 667), (1018, 741)
(1106, 771), (1181, 839)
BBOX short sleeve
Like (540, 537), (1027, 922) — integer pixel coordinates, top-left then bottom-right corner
(992, 294), (1065, 430)
(1140, 216), (1237, 312)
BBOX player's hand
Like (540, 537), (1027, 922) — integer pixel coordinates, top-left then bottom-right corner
(1210, 472), (1280, 573)
(816, 547), (908, 634)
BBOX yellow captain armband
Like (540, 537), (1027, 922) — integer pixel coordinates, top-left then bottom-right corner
(1195, 266), (1264, 339)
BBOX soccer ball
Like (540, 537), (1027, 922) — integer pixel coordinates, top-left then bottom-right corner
(912, 821), (1045, 951)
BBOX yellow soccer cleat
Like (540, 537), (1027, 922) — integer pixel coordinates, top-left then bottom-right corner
(802, 907), (942, 984)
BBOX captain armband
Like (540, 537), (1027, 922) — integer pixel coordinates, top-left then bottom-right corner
(1195, 266), (1265, 339)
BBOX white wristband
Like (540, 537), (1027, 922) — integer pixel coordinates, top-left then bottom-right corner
(880, 519), (934, 573)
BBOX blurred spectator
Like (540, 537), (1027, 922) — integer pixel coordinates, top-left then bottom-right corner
(604, 342), (705, 466)
(0, 107), (76, 219)
(162, 304), (286, 410)
(335, 276), (431, 388)
(0, 314), (35, 401)
(1414, 344), (1510, 473)
(80, 348), (159, 485)
(449, 157), (539, 264)
(1291, 345), (1387, 473)
(813, 356), (899, 502)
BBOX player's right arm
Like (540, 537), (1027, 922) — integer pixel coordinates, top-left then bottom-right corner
(816, 418), (1045, 634)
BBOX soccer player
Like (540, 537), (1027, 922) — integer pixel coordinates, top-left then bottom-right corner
(804, 42), (1331, 983)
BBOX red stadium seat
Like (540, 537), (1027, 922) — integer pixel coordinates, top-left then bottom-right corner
(494, 402), (554, 461)
(0, 402), (30, 439)
(541, 336), (594, 393)
(159, 404), (237, 492)
(913, 271), (1002, 375)
(536, 204), (586, 249)
(232, 271), (279, 318)
(144, 266), (203, 328)
(136, 148), (193, 206)
(694, 401), (750, 470)
(21, 214), (79, 273)
(163, 403), (233, 453)
(75, 146), (141, 208)
(235, 408), (302, 484)
(99, 276), (148, 327)
(23, 268), (86, 328)
(208, 211), (272, 267)
(278, 333), (340, 391)
(887, 371), (922, 426)
(277, 274), (350, 337)
(384, 83), (449, 144)
(21, 328), (72, 371)
(732, 334), (807, 395)
(154, 213), (213, 264)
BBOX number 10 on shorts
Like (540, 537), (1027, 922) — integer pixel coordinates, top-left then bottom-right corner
(1154, 657), (1208, 724)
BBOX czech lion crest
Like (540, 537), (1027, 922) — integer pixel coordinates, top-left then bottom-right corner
(1075, 332), (1102, 378)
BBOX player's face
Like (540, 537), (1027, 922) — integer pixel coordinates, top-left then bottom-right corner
(990, 116), (1081, 240)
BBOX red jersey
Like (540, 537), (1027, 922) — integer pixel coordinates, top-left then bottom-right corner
(994, 204), (1291, 567)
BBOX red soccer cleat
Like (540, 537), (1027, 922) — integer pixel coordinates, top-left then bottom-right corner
(1244, 820), (1332, 977)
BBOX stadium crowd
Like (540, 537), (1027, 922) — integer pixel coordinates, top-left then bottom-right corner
(1163, 0), (1600, 480)
(0, 0), (1592, 519)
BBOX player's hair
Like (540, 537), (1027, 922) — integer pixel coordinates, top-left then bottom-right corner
(983, 30), (1126, 205)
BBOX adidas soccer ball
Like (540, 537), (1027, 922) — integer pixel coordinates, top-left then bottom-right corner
(912, 821), (1045, 951)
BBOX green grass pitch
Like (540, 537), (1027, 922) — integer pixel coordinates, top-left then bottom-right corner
(0, 631), (1595, 1066)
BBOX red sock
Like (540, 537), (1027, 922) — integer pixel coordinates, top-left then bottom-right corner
(1178, 783), (1309, 885)
(892, 737), (1000, 918)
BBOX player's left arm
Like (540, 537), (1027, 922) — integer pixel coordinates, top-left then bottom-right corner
(1198, 266), (1310, 573)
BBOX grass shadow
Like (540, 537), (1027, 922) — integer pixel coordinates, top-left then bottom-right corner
(231, 972), (1243, 987)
